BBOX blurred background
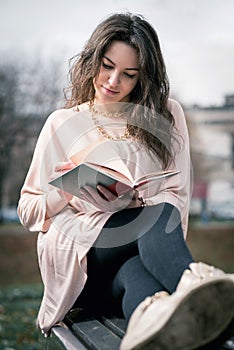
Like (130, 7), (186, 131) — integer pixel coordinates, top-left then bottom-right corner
(0, 0), (234, 349)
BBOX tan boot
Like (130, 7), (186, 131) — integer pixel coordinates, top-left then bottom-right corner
(120, 262), (234, 350)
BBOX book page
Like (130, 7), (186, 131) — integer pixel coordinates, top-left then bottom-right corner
(85, 162), (132, 185)
(133, 170), (180, 189)
(70, 141), (133, 182)
(102, 158), (134, 183)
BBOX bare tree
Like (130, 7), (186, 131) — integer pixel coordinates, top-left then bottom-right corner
(0, 63), (21, 221)
(17, 56), (65, 116)
(0, 56), (65, 220)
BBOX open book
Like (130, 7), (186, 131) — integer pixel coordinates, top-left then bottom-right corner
(49, 161), (180, 198)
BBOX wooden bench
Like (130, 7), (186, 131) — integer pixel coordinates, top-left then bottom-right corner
(44, 308), (234, 350)
(44, 308), (127, 350)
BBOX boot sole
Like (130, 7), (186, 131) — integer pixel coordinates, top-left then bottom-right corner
(134, 279), (234, 350)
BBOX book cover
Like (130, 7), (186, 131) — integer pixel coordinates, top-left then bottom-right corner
(49, 162), (180, 198)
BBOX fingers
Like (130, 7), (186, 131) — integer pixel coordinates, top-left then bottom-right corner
(97, 185), (117, 202)
(81, 185), (115, 204)
(49, 162), (76, 182)
(80, 185), (133, 212)
(132, 189), (139, 200)
(80, 187), (97, 204)
(54, 162), (76, 172)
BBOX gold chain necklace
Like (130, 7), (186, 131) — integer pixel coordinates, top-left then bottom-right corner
(90, 104), (126, 118)
(89, 103), (131, 141)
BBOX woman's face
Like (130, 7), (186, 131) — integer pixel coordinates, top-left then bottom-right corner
(93, 40), (139, 104)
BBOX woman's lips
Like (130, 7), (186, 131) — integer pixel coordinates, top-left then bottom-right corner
(102, 86), (119, 95)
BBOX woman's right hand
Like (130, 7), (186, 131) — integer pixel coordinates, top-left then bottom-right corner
(53, 161), (76, 174)
(79, 185), (142, 212)
(46, 162), (77, 221)
(49, 161), (76, 202)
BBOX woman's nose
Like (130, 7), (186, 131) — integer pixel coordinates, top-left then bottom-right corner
(108, 71), (120, 87)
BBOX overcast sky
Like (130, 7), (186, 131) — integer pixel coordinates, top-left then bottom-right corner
(1, 0), (234, 106)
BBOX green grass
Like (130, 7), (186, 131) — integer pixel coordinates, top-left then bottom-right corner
(0, 284), (43, 350)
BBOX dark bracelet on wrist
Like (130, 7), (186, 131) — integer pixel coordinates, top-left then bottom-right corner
(138, 197), (146, 207)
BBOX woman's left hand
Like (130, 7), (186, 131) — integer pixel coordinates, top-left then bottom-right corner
(79, 185), (141, 212)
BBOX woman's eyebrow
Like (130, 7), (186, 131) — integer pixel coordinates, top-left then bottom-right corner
(103, 55), (139, 71)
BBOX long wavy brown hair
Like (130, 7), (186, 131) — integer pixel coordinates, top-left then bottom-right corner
(64, 12), (178, 169)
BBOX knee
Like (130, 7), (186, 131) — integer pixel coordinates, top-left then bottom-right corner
(141, 203), (182, 237)
(115, 256), (143, 285)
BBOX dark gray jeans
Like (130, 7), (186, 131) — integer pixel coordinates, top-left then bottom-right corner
(74, 203), (193, 320)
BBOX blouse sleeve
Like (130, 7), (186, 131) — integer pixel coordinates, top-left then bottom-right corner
(17, 110), (73, 232)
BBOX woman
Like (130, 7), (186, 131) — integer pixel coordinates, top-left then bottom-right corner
(17, 12), (234, 350)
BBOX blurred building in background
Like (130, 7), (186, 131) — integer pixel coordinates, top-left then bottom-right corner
(186, 94), (234, 221)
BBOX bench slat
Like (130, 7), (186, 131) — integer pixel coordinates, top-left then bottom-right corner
(71, 318), (121, 350)
(46, 322), (88, 350)
(99, 315), (127, 337)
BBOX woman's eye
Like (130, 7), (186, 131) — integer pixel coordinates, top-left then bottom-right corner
(102, 62), (113, 70)
(102, 62), (136, 79)
(124, 72), (135, 79)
